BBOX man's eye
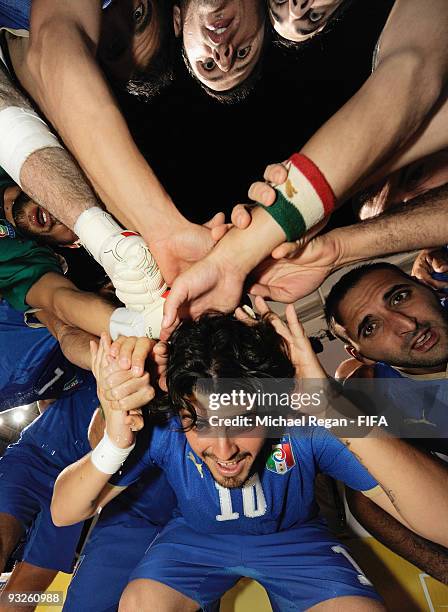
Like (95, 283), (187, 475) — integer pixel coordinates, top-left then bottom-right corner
(133, 2), (145, 24)
(195, 419), (209, 432)
(391, 290), (410, 305)
(237, 46), (251, 60)
(309, 10), (325, 22)
(202, 58), (217, 71)
(363, 323), (377, 338)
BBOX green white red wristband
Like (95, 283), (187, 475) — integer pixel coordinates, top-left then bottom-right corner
(258, 153), (336, 242)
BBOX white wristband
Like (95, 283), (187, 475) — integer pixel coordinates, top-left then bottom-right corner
(90, 430), (135, 475)
(0, 107), (63, 187)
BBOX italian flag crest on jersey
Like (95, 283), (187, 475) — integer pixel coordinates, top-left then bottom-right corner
(266, 435), (295, 474)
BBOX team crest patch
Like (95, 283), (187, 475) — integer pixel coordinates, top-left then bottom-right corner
(266, 435), (295, 474)
(0, 220), (16, 239)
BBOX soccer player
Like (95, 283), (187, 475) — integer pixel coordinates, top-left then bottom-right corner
(325, 261), (448, 584)
(324, 261), (448, 447)
(52, 301), (448, 611)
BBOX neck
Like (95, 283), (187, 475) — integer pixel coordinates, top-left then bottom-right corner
(397, 363), (447, 376)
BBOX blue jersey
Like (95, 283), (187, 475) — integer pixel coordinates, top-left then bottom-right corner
(9, 373), (98, 469)
(372, 361), (448, 442)
(0, 0), (112, 30)
(113, 423), (377, 536)
(0, 299), (86, 412)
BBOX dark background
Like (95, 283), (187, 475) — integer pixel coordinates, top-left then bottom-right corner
(118, 0), (394, 226)
(63, 0), (394, 288)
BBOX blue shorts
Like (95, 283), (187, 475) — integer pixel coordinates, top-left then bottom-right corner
(129, 516), (381, 611)
(0, 450), (83, 573)
(64, 513), (161, 612)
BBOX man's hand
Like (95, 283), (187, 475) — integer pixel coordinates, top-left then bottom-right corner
(412, 247), (448, 292)
(247, 162), (288, 207)
(149, 213), (230, 286)
(256, 297), (327, 379)
(248, 234), (340, 303)
(161, 250), (246, 337)
(90, 334), (154, 446)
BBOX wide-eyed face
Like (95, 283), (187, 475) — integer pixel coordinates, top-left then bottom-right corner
(359, 150), (448, 220)
(268, 0), (345, 43)
(334, 269), (448, 373)
(174, 0), (265, 92)
(5, 187), (77, 245)
(181, 391), (265, 488)
(98, 0), (162, 82)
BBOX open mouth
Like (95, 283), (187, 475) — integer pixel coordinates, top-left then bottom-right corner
(31, 205), (53, 231)
(411, 328), (438, 352)
(205, 18), (233, 44)
(213, 455), (247, 477)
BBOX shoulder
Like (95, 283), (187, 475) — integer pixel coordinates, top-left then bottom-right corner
(345, 364), (376, 380)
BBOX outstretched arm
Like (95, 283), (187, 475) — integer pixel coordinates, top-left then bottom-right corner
(248, 182), (448, 303)
(52, 335), (153, 526)
(346, 486), (448, 585)
(26, 272), (115, 338)
(14, 0), (176, 234)
(35, 308), (97, 370)
(9, 0), (221, 283)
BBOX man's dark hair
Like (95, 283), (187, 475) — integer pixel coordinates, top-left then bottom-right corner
(272, 0), (356, 52)
(164, 312), (295, 427)
(324, 262), (412, 338)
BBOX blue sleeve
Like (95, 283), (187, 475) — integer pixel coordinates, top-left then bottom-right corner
(110, 422), (170, 487)
(312, 427), (378, 492)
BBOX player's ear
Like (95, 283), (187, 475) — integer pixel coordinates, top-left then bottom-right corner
(345, 344), (375, 366)
(173, 5), (182, 37)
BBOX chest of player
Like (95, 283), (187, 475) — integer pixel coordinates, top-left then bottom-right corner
(167, 440), (320, 535)
(373, 365), (448, 436)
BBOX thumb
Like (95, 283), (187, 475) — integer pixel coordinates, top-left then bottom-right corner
(162, 281), (189, 329)
(203, 211), (225, 229)
(211, 223), (232, 242)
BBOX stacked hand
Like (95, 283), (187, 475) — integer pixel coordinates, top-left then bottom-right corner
(412, 247), (448, 293)
(90, 334), (155, 448)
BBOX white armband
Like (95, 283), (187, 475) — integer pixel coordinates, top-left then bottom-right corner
(0, 106), (63, 187)
(90, 430), (135, 475)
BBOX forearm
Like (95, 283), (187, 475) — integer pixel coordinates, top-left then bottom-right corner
(366, 92), (448, 185)
(343, 435), (448, 547)
(20, 147), (98, 230)
(327, 183), (448, 269)
(301, 0), (448, 201)
(19, 20), (180, 239)
(302, 52), (443, 202)
(51, 453), (110, 526)
(35, 310), (96, 370)
(212, 207), (285, 276)
(347, 488), (448, 584)
(0, 56), (98, 229)
(26, 273), (115, 337)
